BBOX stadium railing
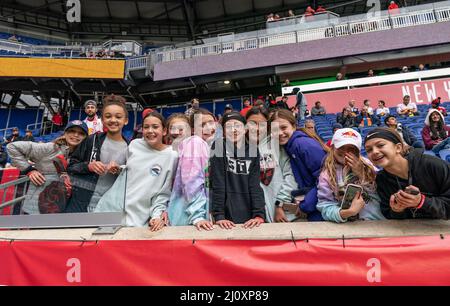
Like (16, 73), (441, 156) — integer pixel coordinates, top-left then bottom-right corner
(141, 1), (450, 69)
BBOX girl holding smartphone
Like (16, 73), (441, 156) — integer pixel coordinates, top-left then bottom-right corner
(317, 128), (385, 223)
(365, 127), (450, 219)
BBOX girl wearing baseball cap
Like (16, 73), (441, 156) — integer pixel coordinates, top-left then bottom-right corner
(316, 128), (385, 222)
(7, 120), (88, 214)
(364, 127), (450, 219)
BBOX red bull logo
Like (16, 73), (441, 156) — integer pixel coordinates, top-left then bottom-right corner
(341, 130), (358, 138)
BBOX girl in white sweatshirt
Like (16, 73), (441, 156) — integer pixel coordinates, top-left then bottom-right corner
(124, 112), (178, 229)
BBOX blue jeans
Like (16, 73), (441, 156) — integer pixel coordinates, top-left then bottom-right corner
(432, 137), (450, 154)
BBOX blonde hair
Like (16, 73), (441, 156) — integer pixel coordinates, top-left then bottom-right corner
(321, 147), (376, 195)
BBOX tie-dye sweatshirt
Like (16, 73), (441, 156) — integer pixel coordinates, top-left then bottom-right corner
(168, 135), (210, 226)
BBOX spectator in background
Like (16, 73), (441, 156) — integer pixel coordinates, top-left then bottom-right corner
(52, 111), (64, 132)
(316, 5), (326, 13)
(401, 66), (409, 73)
(326, 123), (343, 147)
(185, 98), (200, 117)
(293, 87), (308, 121)
(224, 104), (234, 115)
(336, 73), (344, 81)
(267, 13), (275, 22)
(83, 100), (103, 135)
(397, 95), (419, 117)
(276, 96), (290, 110)
(422, 109), (450, 152)
(356, 106), (380, 128)
(22, 130), (35, 142)
(254, 99), (265, 110)
(305, 6), (315, 17)
(311, 101), (326, 116)
(384, 115), (422, 148)
(5, 128), (21, 144)
(240, 98), (252, 117)
(288, 10), (295, 17)
(274, 14), (281, 20)
(0, 146), (7, 168)
(431, 97), (447, 116)
(367, 69), (375, 77)
(337, 107), (356, 128)
(8, 35), (19, 42)
(376, 100), (390, 117)
(417, 64), (427, 71)
(348, 100), (359, 116)
(303, 118), (316, 134)
(388, 1), (400, 14)
(363, 99), (374, 115)
(282, 79), (290, 86)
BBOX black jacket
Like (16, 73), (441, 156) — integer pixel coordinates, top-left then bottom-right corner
(376, 148), (450, 219)
(209, 139), (266, 223)
(66, 132), (128, 213)
(336, 114), (355, 128)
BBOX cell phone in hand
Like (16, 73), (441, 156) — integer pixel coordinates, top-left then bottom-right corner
(404, 186), (420, 195)
(282, 203), (298, 214)
(340, 184), (363, 210)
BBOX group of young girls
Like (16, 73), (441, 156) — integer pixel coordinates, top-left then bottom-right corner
(6, 96), (450, 229)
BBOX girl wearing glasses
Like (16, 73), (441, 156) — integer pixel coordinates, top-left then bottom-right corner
(209, 111), (266, 229)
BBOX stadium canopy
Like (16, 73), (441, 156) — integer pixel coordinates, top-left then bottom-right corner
(0, 0), (435, 44)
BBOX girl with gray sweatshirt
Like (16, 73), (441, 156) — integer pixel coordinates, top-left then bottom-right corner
(124, 112), (178, 229)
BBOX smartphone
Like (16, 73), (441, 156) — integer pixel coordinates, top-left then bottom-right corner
(340, 184), (363, 210)
(404, 186), (420, 195)
(282, 203), (298, 214)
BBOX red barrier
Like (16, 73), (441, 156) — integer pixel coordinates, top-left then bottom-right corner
(0, 168), (20, 216)
(283, 77), (450, 113)
(1, 236), (450, 285)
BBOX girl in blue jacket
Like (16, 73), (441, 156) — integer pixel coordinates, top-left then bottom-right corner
(268, 109), (328, 221)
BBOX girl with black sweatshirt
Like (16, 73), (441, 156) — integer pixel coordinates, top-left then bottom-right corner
(364, 127), (450, 219)
(209, 111), (266, 229)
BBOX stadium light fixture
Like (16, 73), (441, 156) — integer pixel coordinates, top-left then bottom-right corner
(224, 80), (230, 85)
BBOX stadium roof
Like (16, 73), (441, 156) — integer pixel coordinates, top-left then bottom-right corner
(0, 0), (438, 45)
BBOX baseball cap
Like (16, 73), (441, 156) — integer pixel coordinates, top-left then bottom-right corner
(65, 120), (88, 136)
(224, 104), (233, 110)
(142, 108), (154, 119)
(84, 100), (97, 108)
(221, 111), (246, 127)
(431, 97), (441, 105)
(331, 128), (362, 151)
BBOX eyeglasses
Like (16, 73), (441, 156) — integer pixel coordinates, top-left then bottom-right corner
(225, 123), (245, 131)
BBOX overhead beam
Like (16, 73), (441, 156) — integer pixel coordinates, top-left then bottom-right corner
(181, 0), (195, 40)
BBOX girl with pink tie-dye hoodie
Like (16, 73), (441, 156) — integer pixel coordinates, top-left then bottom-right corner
(167, 109), (217, 230)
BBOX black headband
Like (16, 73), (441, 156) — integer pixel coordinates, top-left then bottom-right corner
(221, 111), (246, 127)
(365, 128), (402, 144)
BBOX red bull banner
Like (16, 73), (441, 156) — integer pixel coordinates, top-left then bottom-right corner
(0, 236), (449, 285)
(284, 77), (450, 113)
